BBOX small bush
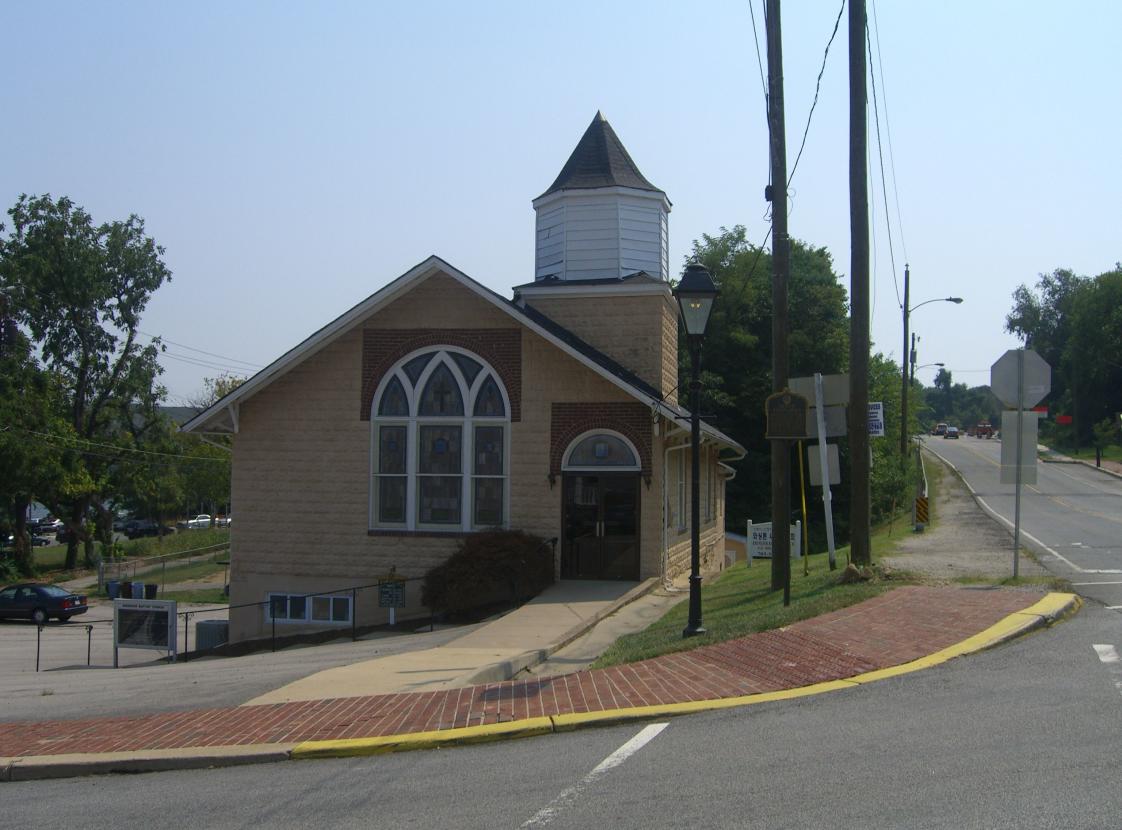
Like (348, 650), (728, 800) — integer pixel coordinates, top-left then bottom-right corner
(422, 529), (554, 616)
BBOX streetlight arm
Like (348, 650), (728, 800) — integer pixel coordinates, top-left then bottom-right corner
(908, 297), (963, 313)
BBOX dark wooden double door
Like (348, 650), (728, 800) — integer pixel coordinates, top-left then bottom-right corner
(561, 474), (639, 580)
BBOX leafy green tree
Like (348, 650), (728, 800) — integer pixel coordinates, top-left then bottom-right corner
(686, 226), (849, 541)
(0, 195), (171, 569)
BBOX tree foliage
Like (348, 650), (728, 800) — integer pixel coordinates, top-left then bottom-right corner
(686, 226), (849, 538)
(1005, 263), (1122, 447)
(0, 194), (172, 568)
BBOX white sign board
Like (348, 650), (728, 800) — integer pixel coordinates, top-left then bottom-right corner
(114, 599), (177, 666)
(990, 349), (1051, 409)
(1000, 411), (1040, 485)
(790, 374), (849, 406)
(805, 404), (846, 439)
(746, 520), (802, 559)
(868, 402), (885, 437)
(808, 443), (841, 486)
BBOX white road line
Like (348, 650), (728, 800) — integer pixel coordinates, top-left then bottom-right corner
(521, 723), (669, 828)
(1073, 581), (1122, 586)
(1093, 644), (1120, 664)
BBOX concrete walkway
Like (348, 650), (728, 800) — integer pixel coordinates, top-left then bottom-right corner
(247, 579), (657, 704)
(0, 585), (1079, 781)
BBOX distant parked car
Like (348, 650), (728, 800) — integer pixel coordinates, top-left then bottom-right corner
(215, 515), (231, 527)
(124, 519), (174, 540)
(0, 583), (88, 624)
(3, 534), (51, 547)
(177, 514), (212, 530)
(945, 426), (960, 439)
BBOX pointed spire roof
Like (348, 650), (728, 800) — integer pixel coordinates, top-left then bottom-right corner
(540, 112), (664, 198)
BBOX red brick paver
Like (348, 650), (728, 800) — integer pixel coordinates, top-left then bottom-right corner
(0, 587), (1042, 758)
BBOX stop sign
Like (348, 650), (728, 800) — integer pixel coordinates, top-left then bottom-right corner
(990, 349), (1051, 408)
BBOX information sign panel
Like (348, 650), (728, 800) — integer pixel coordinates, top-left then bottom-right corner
(807, 443), (841, 486)
(1000, 411), (1040, 485)
(746, 520), (802, 559)
(113, 599), (177, 666)
(868, 402), (885, 436)
(789, 374), (849, 406)
(805, 404), (846, 439)
(378, 580), (406, 609)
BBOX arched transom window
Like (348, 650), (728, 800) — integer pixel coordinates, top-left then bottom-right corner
(371, 348), (510, 530)
(562, 431), (641, 471)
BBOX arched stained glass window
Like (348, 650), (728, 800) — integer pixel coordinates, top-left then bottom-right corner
(473, 376), (506, 417)
(419, 363), (464, 416)
(378, 376), (408, 417)
(372, 348), (509, 530)
(564, 433), (639, 469)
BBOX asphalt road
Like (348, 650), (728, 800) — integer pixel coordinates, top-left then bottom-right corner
(924, 436), (1122, 608)
(7, 602), (1122, 829)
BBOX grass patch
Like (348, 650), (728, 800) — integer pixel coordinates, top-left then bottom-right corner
(31, 545), (69, 572)
(160, 587), (228, 605)
(1058, 445), (1122, 463)
(119, 527), (230, 559)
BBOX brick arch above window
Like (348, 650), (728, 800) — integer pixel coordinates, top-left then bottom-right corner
(362, 329), (521, 422)
(550, 402), (653, 482)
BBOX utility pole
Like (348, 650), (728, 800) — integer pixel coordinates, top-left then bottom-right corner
(766, 0), (791, 596)
(899, 264), (910, 457)
(848, 0), (871, 565)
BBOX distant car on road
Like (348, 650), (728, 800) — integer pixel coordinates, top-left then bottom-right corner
(0, 583), (88, 624)
(945, 426), (960, 439)
(933, 423), (948, 436)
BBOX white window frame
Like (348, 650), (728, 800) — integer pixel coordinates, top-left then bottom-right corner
(370, 347), (511, 532)
(266, 592), (353, 625)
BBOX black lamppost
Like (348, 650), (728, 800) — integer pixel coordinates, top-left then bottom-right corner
(674, 262), (719, 639)
(900, 264), (962, 456)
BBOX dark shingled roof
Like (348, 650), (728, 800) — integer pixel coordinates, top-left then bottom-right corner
(510, 271), (664, 291)
(539, 112), (664, 198)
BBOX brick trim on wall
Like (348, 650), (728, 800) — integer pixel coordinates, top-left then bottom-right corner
(550, 402), (653, 480)
(361, 329), (522, 421)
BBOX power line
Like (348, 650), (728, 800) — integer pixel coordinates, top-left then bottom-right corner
(748, 0), (769, 118)
(137, 330), (262, 370)
(866, 19), (900, 308)
(787, 0), (846, 188)
(869, 0), (908, 262)
(9, 427), (228, 463)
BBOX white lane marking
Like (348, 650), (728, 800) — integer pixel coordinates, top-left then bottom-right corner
(521, 723), (669, 828)
(1073, 581), (1122, 586)
(1107, 606), (1122, 610)
(1092, 645), (1122, 697)
(1094, 644), (1120, 664)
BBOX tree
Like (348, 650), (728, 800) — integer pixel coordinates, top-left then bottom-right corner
(687, 226), (849, 543)
(1006, 264), (1122, 448)
(0, 195), (172, 569)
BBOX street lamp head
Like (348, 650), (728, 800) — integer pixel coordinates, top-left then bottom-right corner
(674, 262), (719, 337)
(947, 297), (964, 304)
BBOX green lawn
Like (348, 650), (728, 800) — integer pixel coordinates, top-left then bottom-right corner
(160, 587), (228, 605)
(32, 527), (230, 577)
(1058, 444), (1122, 463)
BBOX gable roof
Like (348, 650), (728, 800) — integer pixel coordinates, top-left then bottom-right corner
(539, 112), (664, 198)
(180, 255), (743, 456)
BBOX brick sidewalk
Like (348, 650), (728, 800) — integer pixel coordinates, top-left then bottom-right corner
(0, 587), (1040, 758)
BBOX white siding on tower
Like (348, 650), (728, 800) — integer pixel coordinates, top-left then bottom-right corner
(533, 187), (670, 283)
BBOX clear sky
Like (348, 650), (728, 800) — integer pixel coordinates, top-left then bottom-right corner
(3, 1), (1118, 405)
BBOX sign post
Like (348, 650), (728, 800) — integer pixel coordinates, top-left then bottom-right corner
(378, 578), (406, 626)
(813, 373), (838, 569)
(990, 348), (1051, 577)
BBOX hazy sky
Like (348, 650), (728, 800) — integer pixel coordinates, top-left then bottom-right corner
(3, 1), (1118, 405)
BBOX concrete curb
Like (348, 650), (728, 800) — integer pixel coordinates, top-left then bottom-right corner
(2, 591), (1081, 781)
(460, 577), (662, 687)
(0, 744), (294, 783)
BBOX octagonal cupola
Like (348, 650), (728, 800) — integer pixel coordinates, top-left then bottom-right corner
(532, 112), (671, 283)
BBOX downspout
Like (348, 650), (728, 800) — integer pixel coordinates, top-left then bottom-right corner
(662, 421), (690, 591)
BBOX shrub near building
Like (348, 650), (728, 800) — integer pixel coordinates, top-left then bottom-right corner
(422, 529), (553, 618)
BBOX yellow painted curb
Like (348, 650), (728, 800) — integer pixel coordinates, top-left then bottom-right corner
(291, 717), (554, 759)
(850, 592), (1080, 685)
(549, 680), (857, 731)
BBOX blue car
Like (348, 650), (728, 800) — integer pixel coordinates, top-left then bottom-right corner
(0, 583), (89, 624)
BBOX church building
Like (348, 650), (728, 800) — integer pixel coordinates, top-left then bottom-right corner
(183, 113), (745, 642)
